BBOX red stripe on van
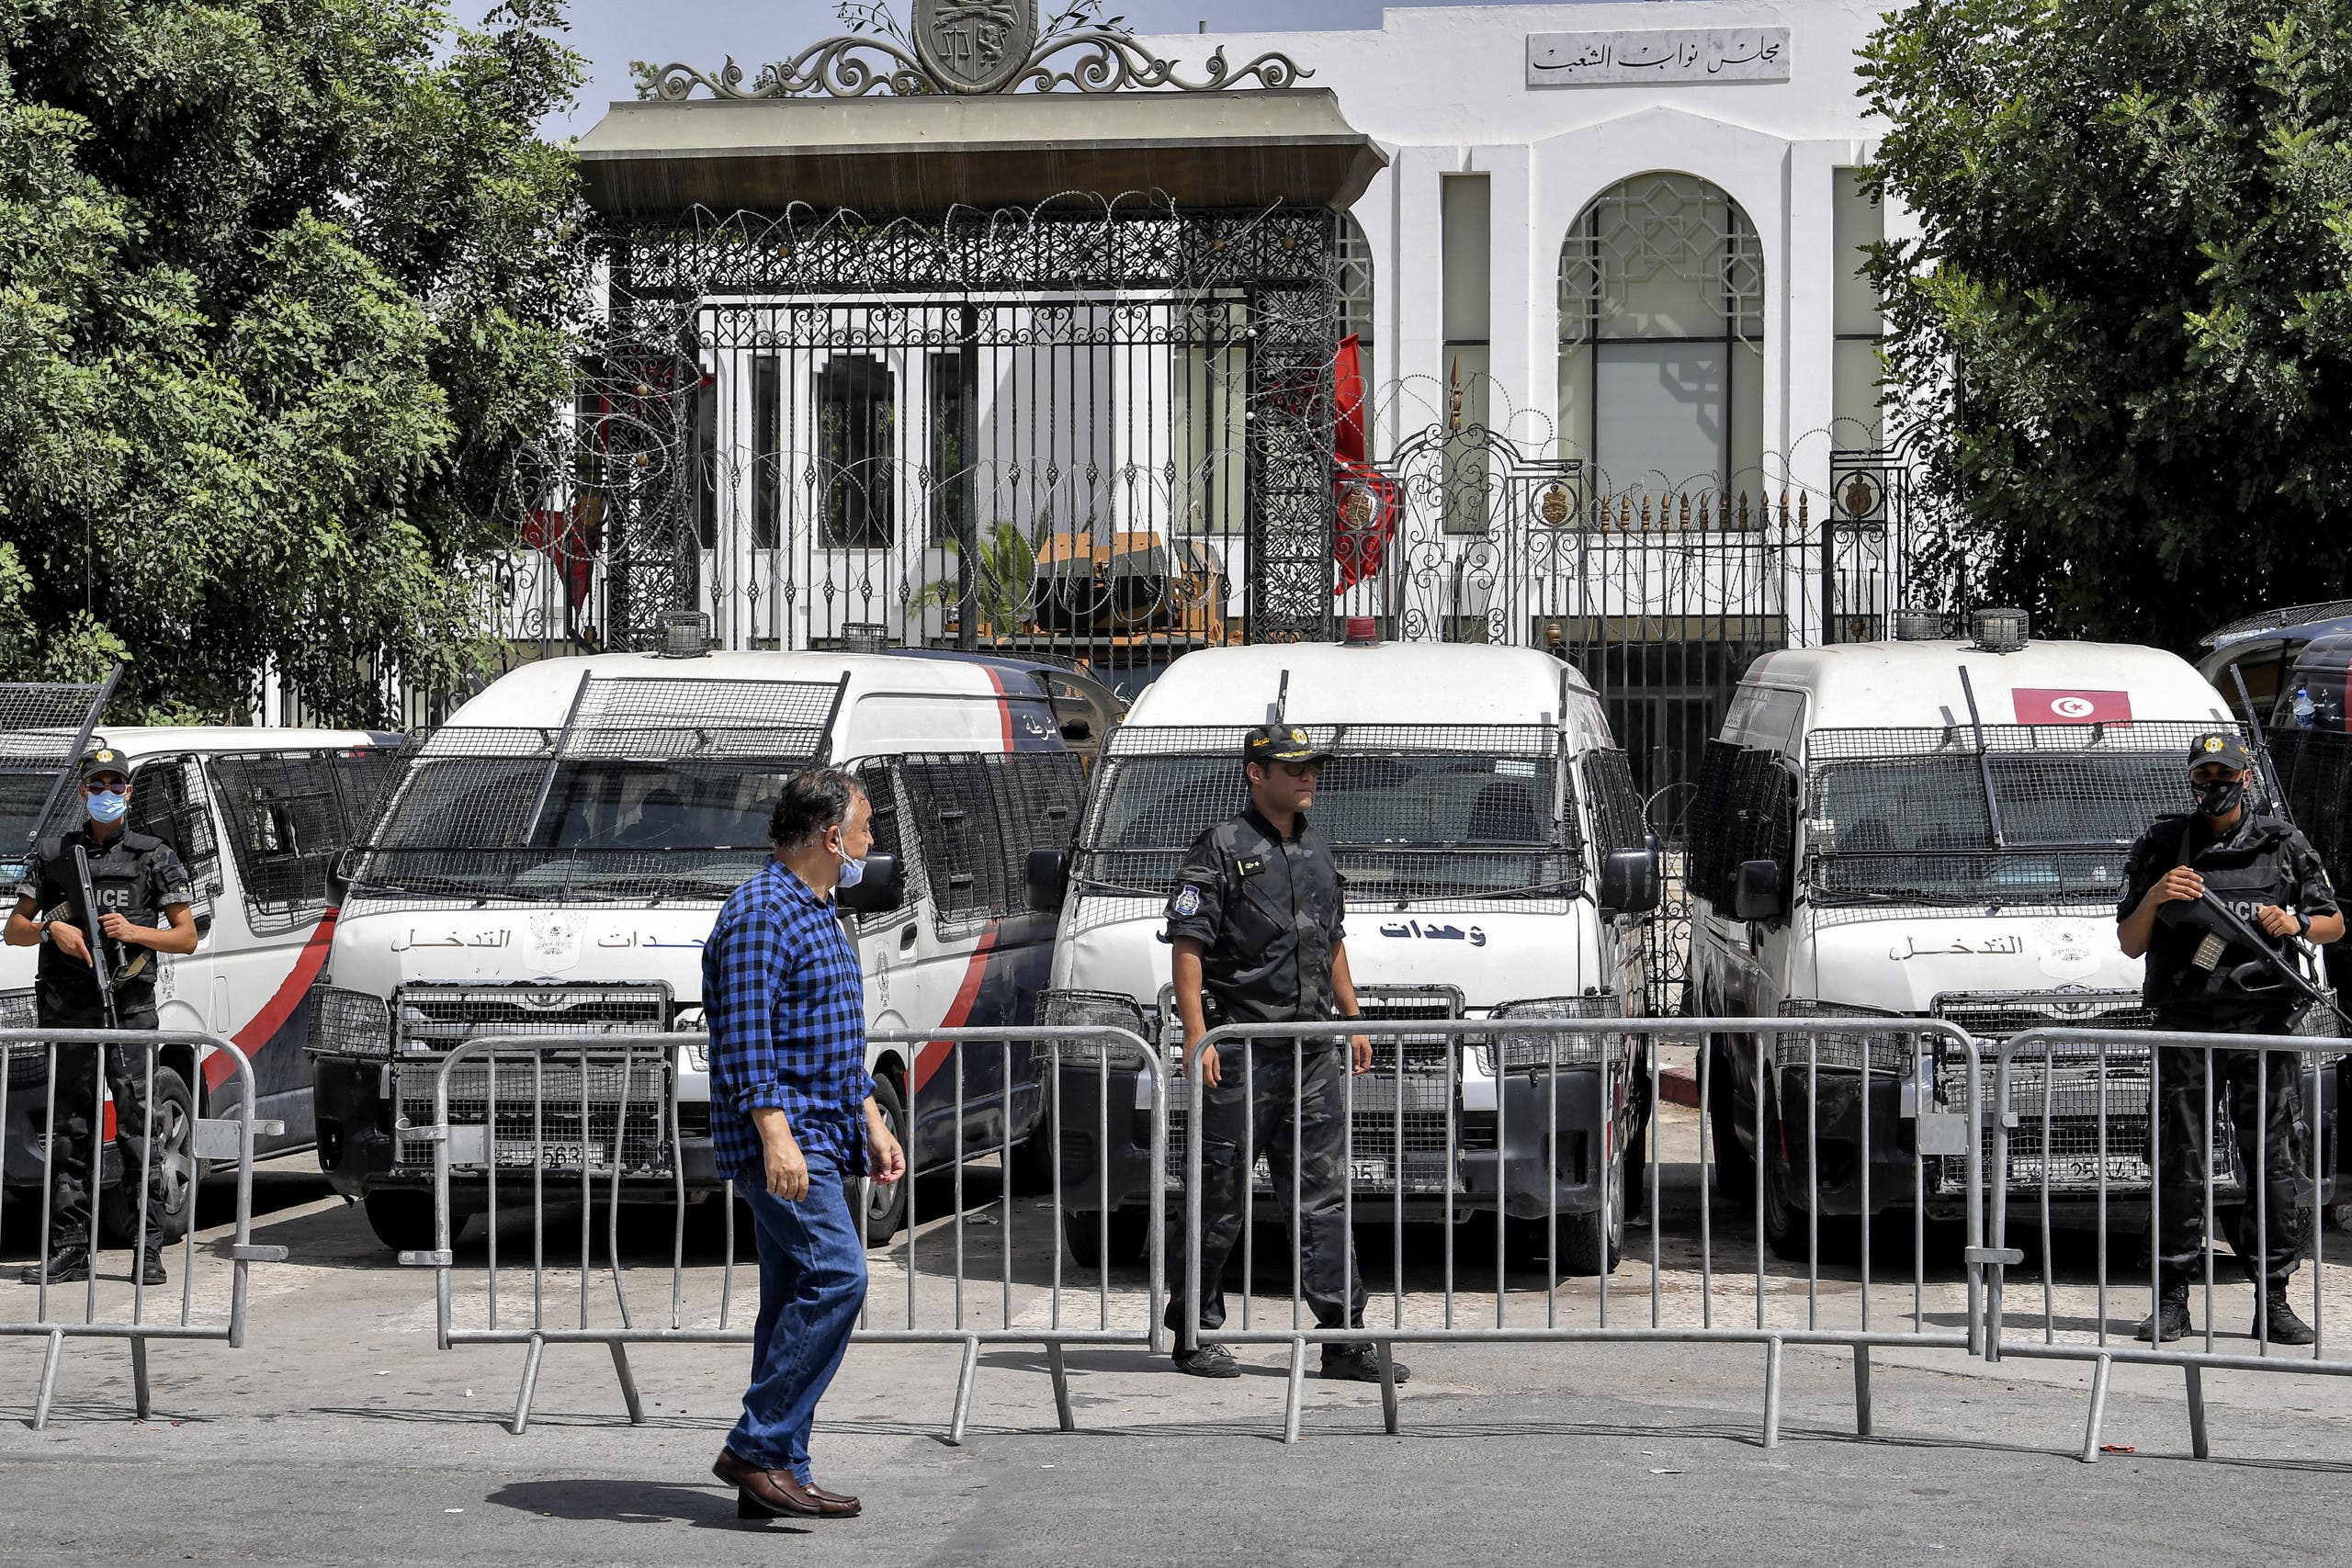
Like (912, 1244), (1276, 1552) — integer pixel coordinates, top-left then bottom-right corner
(203, 909), (339, 1093)
(910, 928), (1001, 1092)
(978, 664), (1013, 750)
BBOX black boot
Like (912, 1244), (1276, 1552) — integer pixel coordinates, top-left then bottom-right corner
(138, 1248), (167, 1288)
(2136, 1283), (2192, 1343)
(19, 1246), (89, 1286)
(2256, 1289), (2316, 1347)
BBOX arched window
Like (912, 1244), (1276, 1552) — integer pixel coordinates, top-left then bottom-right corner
(1557, 174), (1764, 499)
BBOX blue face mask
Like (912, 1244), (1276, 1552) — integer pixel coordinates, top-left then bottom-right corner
(86, 788), (129, 826)
(835, 843), (866, 890)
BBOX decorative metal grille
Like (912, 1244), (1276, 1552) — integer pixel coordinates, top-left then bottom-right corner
(1556, 174), (1765, 350)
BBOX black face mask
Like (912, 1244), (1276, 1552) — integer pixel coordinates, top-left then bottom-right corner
(2195, 777), (2245, 818)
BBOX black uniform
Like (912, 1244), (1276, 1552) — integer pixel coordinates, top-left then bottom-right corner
(16, 822), (192, 1252)
(1162, 799), (1366, 1342)
(2117, 807), (2339, 1290)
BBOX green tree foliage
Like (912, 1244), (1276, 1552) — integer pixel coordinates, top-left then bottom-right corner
(1862, 0), (2352, 650)
(0, 1), (583, 722)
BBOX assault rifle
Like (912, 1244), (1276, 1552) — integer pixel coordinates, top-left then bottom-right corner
(68, 844), (119, 1031)
(2157, 890), (2349, 1032)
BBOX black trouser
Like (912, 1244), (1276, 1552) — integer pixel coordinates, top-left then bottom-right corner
(1166, 1041), (1367, 1348)
(2153, 1013), (2307, 1292)
(35, 1005), (169, 1253)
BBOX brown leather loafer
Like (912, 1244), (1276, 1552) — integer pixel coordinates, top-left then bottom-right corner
(714, 1449), (822, 1518)
(802, 1479), (862, 1515)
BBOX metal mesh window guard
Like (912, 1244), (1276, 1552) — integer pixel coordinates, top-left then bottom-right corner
(1804, 722), (2256, 907)
(1687, 741), (1793, 907)
(2272, 727), (2352, 896)
(898, 750), (1085, 929)
(1580, 747), (1649, 858)
(347, 676), (846, 904)
(393, 1053), (674, 1175)
(0, 680), (111, 862)
(1078, 727), (1577, 904)
(1773, 998), (1932, 1074)
(209, 749), (407, 935)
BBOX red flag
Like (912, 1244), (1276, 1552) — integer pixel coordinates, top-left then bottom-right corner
(1330, 335), (1396, 594)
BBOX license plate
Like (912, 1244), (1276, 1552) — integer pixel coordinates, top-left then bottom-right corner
(1350, 1157), (1390, 1185)
(496, 1140), (606, 1171)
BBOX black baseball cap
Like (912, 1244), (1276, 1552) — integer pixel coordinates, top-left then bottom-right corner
(78, 746), (130, 784)
(1242, 724), (1333, 766)
(2186, 732), (2254, 771)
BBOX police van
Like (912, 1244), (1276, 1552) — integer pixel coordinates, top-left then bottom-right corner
(1685, 609), (2337, 1254)
(1028, 637), (1662, 1274)
(306, 634), (1087, 1252)
(3, 716), (401, 1243)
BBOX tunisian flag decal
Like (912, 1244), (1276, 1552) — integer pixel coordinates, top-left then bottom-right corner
(2014, 688), (2133, 725)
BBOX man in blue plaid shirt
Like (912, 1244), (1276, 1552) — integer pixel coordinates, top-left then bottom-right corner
(705, 768), (904, 1522)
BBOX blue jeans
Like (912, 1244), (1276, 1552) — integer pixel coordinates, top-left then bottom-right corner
(729, 1154), (868, 1483)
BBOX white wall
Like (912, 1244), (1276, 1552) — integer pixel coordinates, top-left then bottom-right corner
(1144, 1), (1896, 497)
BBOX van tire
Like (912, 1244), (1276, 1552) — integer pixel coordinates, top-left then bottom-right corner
(363, 1190), (441, 1254)
(100, 1066), (202, 1247)
(1557, 1135), (1626, 1277)
(1706, 1040), (1756, 1205)
(862, 1073), (910, 1245)
(1761, 1084), (1809, 1262)
(1063, 1206), (1150, 1269)
(1009, 1100), (1057, 1196)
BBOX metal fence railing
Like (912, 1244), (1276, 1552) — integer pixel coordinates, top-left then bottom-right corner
(405, 1026), (1164, 1439)
(369, 1010), (2352, 1466)
(1979, 1025), (2352, 1461)
(1177, 1015), (1987, 1446)
(0, 1028), (287, 1428)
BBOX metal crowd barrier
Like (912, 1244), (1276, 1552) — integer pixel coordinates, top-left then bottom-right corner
(408, 1025), (1164, 1438)
(1979, 1025), (2352, 1462)
(0, 1027), (284, 1427)
(1180, 1015), (1987, 1446)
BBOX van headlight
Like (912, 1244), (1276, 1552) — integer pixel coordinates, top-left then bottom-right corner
(307, 985), (394, 1059)
(1037, 989), (1151, 1067)
(1775, 998), (1916, 1074)
(1487, 994), (1623, 1070)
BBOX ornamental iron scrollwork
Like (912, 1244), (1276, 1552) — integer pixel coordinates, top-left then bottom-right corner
(632, 0), (1310, 100)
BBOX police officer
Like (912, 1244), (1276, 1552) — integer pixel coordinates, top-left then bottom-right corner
(1161, 723), (1406, 1384)
(2117, 732), (2343, 1344)
(5, 748), (198, 1285)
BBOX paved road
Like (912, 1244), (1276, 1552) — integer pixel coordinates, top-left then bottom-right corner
(4, 1111), (2351, 1567)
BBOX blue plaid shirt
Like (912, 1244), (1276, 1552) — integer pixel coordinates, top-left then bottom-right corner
(703, 860), (873, 1183)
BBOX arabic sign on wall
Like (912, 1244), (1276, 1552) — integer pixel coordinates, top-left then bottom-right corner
(1526, 28), (1791, 88)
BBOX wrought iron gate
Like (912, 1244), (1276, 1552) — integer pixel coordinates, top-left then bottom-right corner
(499, 201), (1343, 694)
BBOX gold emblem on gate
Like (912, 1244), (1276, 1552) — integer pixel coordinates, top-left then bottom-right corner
(1539, 484), (1573, 527)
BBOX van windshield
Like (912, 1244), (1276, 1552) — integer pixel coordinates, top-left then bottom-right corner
(353, 758), (801, 902)
(1805, 730), (2206, 906)
(1079, 750), (1577, 902)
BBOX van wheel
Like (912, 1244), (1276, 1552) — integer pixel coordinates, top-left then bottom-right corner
(1063, 1206), (1150, 1269)
(1009, 1099), (1057, 1196)
(862, 1073), (909, 1245)
(100, 1066), (202, 1247)
(363, 1190), (441, 1254)
(1706, 1040), (1756, 1205)
(1761, 1084), (1810, 1262)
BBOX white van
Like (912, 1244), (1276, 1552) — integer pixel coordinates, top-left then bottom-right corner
(1028, 638), (1662, 1274)
(1684, 611), (2334, 1254)
(306, 641), (1089, 1253)
(3, 722), (401, 1241)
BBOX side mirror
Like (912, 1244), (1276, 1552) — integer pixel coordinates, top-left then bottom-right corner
(1027, 847), (1071, 914)
(1733, 858), (1786, 922)
(1598, 845), (1660, 918)
(837, 852), (905, 916)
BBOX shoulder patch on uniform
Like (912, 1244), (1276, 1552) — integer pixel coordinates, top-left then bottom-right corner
(1235, 856), (1265, 878)
(1173, 885), (1202, 918)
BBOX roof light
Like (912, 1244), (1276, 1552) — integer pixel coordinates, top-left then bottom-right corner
(1342, 616), (1379, 646)
(1893, 608), (1946, 642)
(658, 611), (711, 659)
(841, 623), (889, 655)
(1970, 607), (2030, 654)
